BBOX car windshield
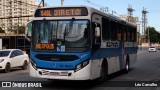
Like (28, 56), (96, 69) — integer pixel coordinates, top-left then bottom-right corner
(32, 20), (90, 52)
(0, 51), (10, 57)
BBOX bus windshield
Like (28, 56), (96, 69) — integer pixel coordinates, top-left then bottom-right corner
(32, 20), (90, 52)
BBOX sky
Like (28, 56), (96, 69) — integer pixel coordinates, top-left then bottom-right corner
(36, 0), (160, 33)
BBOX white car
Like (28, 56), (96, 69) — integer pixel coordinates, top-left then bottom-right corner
(0, 49), (29, 73)
(149, 47), (156, 52)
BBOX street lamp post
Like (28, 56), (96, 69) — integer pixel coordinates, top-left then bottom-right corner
(61, 0), (64, 6)
(147, 27), (150, 46)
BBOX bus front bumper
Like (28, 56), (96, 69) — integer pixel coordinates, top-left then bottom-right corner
(29, 63), (91, 80)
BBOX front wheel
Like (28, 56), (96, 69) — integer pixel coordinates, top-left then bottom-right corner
(4, 63), (11, 73)
(22, 61), (28, 70)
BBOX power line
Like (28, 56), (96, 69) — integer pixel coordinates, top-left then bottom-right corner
(83, 0), (119, 16)
(84, 0), (102, 8)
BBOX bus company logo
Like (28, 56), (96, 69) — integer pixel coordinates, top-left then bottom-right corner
(106, 41), (119, 48)
(2, 82), (11, 87)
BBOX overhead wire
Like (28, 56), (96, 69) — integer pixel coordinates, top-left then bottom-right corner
(83, 0), (120, 16)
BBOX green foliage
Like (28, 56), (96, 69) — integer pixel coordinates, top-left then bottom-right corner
(0, 27), (5, 33)
(13, 25), (26, 34)
(147, 27), (160, 43)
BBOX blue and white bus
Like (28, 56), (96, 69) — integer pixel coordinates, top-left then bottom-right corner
(26, 5), (138, 81)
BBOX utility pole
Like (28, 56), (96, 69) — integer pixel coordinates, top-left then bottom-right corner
(42, 0), (44, 7)
(61, 0), (64, 6)
(142, 7), (148, 43)
(127, 4), (134, 23)
(112, 10), (116, 15)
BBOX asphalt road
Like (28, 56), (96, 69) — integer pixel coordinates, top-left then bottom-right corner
(0, 50), (160, 90)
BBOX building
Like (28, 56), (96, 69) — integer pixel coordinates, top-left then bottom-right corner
(0, 0), (40, 33)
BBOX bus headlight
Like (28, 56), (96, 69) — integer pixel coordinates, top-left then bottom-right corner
(75, 60), (89, 72)
(31, 60), (37, 70)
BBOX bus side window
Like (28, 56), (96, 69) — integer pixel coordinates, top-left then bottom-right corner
(123, 25), (127, 41)
(110, 20), (117, 40)
(134, 28), (137, 42)
(127, 26), (132, 42)
(102, 17), (110, 40)
(117, 23), (122, 41)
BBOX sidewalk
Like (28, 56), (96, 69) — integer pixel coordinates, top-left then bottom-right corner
(137, 50), (146, 54)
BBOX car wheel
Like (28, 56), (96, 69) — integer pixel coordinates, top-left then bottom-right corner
(22, 61), (28, 70)
(4, 63), (11, 73)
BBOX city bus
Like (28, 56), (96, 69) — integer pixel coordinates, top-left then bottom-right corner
(26, 5), (138, 81)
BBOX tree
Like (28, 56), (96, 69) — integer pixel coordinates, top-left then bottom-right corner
(0, 27), (5, 33)
(13, 25), (26, 34)
(147, 27), (160, 43)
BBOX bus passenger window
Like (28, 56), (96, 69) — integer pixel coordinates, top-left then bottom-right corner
(102, 17), (110, 40)
(133, 28), (137, 41)
(110, 21), (117, 41)
(123, 26), (127, 41)
(117, 23), (122, 41)
(127, 27), (131, 42)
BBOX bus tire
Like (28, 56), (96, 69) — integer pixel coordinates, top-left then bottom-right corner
(99, 60), (108, 82)
(124, 56), (129, 73)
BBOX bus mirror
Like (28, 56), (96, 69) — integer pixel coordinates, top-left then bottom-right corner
(95, 27), (100, 37)
(25, 21), (32, 42)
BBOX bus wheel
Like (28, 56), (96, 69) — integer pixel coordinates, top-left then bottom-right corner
(124, 56), (129, 73)
(99, 61), (108, 82)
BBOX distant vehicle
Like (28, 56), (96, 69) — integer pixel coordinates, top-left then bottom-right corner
(0, 49), (29, 73)
(149, 47), (156, 52)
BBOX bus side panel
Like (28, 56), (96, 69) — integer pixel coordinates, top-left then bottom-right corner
(90, 59), (102, 80)
(107, 57), (121, 74)
(90, 57), (121, 80)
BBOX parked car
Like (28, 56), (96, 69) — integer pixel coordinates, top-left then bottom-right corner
(149, 47), (156, 52)
(0, 49), (29, 73)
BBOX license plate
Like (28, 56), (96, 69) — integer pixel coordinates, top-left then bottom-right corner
(60, 72), (68, 76)
(50, 72), (60, 76)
